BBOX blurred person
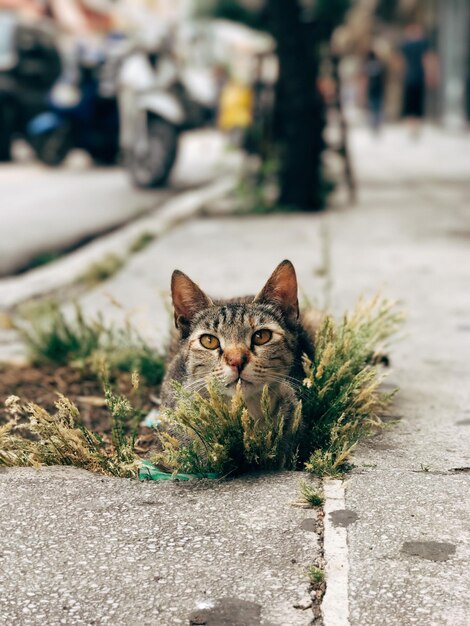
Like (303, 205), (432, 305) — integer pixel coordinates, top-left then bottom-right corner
(399, 22), (438, 137)
(363, 48), (386, 134)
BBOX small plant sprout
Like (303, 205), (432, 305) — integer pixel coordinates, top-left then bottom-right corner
(128, 232), (155, 254)
(299, 480), (324, 507)
(307, 566), (325, 585)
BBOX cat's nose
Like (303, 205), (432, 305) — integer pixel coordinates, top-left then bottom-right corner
(225, 348), (249, 373)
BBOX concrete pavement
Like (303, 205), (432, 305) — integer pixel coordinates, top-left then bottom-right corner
(329, 127), (470, 626)
(0, 468), (321, 626)
(1, 125), (470, 624)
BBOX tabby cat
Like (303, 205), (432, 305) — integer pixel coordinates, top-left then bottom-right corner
(161, 260), (316, 422)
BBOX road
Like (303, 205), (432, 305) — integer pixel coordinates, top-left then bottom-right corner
(0, 130), (232, 276)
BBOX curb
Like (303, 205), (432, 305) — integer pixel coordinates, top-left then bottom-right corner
(322, 479), (350, 626)
(0, 176), (236, 310)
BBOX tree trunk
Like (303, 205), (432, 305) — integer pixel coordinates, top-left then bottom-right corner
(269, 0), (325, 211)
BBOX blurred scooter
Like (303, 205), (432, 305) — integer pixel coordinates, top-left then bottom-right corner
(28, 38), (124, 166)
(119, 29), (216, 188)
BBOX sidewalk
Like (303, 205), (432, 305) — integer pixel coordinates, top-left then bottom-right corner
(1, 125), (470, 625)
(333, 127), (470, 626)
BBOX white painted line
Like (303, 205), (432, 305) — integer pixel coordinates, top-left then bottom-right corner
(322, 479), (350, 626)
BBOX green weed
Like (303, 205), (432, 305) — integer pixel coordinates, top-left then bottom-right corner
(307, 566), (325, 585)
(298, 480), (324, 507)
(128, 232), (155, 254)
(19, 301), (102, 366)
(77, 253), (124, 286)
(18, 302), (165, 385)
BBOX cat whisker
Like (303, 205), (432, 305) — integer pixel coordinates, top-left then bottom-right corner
(261, 372), (303, 386)
(270, 378), (306, 393)
(183, 377), (209, 392)
(263, 371), (303, 383)
(263, 375), (310, 400)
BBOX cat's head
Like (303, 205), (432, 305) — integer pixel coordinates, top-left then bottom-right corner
(170, 260), (300, 398)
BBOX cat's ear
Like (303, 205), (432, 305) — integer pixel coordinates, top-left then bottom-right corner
(254, 260), (299, 320)
(171, 270), (213, 330)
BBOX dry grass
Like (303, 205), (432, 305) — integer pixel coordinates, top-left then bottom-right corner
(154, 379), (302, 477)
(0, 388), (139, 478)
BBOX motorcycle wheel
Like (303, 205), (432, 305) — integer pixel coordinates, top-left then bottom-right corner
(33, 124), (72, 167)
(128, 117), (178, 188)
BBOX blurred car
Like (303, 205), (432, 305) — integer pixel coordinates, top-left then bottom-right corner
(0, 11), (61, 161)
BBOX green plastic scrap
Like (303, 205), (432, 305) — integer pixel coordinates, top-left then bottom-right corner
(138, 459), (219, 481)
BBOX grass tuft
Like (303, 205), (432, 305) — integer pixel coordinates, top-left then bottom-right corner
(302, 296), (403, 477)
(307, 565), (325, 585)
(298, 480), (324, 507)
(128, 232), (155, 254)
(0, 393), (139, 477)
(77, 253), (124, 286)
(18, 302), (165, 385)
(153, 379), (301, 476)
(19, 301), (102, 366)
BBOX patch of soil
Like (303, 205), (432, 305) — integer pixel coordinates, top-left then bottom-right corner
(0, 364), (160, 452)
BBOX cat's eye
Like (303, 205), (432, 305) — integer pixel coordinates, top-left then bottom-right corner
(252, 329), (272, 346)
(200, 334), (220, 350)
